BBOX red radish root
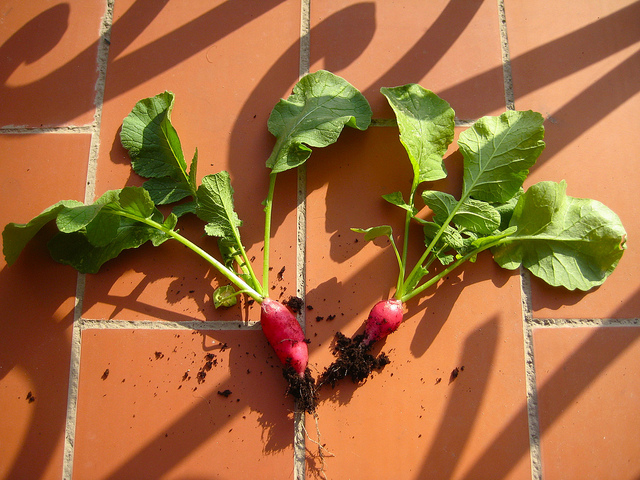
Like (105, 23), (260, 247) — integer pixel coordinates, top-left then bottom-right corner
(260, 298), (317, 412)
(318, 299), (403, 387)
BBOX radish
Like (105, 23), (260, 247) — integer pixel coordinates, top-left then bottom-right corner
(261, 298), (317, 412)
(320, 85), (625, 393)
(361, 299), (404, 347)
(261, 297), (308, 374)
(319, 299), (403, 387)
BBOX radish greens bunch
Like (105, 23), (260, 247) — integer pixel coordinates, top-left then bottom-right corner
(319, 84), (626, 387)
(2, 70), (373, 413)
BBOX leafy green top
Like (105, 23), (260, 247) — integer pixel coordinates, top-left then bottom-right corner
(267, 70), (372, 173)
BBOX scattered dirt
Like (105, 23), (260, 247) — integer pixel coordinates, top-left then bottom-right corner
(283, 295), (304, 314)
(277, 266), (285, 281)
(25, 391), (35, 403)
(318, 332), (390, 387)
(283, 366), (317, 414)
(448, 365), (464, 384)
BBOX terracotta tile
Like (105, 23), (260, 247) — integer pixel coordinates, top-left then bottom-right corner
(0, 133), (90, 479)
(83, 0), (302, 322)
(0, 0), (106, 127)
(533, 326), (640, 479)
(310, 0), (507, 119)
(73, 329), (296, 479)
(505, 0), (640, 318)
(304, 129), (532, 478)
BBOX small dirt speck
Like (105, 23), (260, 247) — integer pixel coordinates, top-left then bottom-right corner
(26, 391), (35, 403)
(101, 369), (110, 380)
(218, 389), (232, 398)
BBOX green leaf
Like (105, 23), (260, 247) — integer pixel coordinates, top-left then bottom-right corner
(171, 201), (197, 218)
(421, 190), (457, 224)
(120, 91), (196, 203)
(213, 285), (238, 308)
(421, 190), (500, 235)
(454, 198), (501, 235)
(492, 181), (627, 290)
(116, 186), (156, 218)
(3, 200), (83, 265)
(266, 70), (372, 173)
(459, 110), (545, 203)
(48, 219), (167, 274)
(196, 172), (242, 239)
(381, 84), (455, 184)
(382, 191), (417, 215)
(56, 204), (104, 233)
(351, 225), (393, 242)
(142, 177), (192, 205)
(493, 188), (523, 231)
(423, 221), (464, 251)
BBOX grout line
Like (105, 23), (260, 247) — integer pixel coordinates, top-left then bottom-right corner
(529, 317), (640, 328)
(62, 2), (114, 479)
(498, 1), (542, 477)
(79, 318), (262, 330)
(519, 269), (543, 480)
(0, 125), (94, 134)
(294, 1), (311, 479)
(497, 0), (515, 111)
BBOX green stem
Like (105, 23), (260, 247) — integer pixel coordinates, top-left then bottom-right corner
(230, 224), (262, 294)
(404, 189), (473, 291)
(262, 172), (278, 294)
(399, 236), (510, 304)
(116, 211), (264, 303)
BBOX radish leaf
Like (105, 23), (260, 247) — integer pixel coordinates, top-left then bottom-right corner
(459, 111), (545, 203)
(266, 70), (372, 173)
(352, 225), (393, 242)
(120, 91), (197, 204)
(380, 84), (455, 184)
(492, 181), (627, 290)
(196, 171), (242, 239)
(3, 200), (83, 265)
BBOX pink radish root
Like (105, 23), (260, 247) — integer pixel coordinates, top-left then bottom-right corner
(260, 298), (317, 412)
(319, 299), (403, 387)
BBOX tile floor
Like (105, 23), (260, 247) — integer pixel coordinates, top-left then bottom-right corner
(1, 1), (638, 479)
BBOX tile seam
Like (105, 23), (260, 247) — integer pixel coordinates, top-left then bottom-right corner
(62, 2), (114, 479)
(0, 125), (94, 134)
(294, 1), (311, 479)
(498, 0), (542, 477)
(496, 0), (515, 111)
(529, 317), (640, 328)
(519, 270), (543, 480)
(78, 318), (262, 330)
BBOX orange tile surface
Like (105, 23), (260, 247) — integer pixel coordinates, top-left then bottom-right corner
(0, 1), (106, 127)
(533, 326), (640, 479)
(310, 0), (507, 119)
(0, 1), (638, 479)
(0, 134), (90, 479)
(73, 329), (296, 479)
(83, 0), (301, 322)
(505, 0), (640, 319)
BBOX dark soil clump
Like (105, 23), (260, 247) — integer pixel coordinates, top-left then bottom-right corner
(283, 295), (304, 314)
(318, 332), (390, 388)
(283, 366), (317, 413)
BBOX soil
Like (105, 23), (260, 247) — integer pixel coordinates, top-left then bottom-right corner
(318, 332), (390, 387)
(283, 295), (304, 314)
(282, 366), (317, 413)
